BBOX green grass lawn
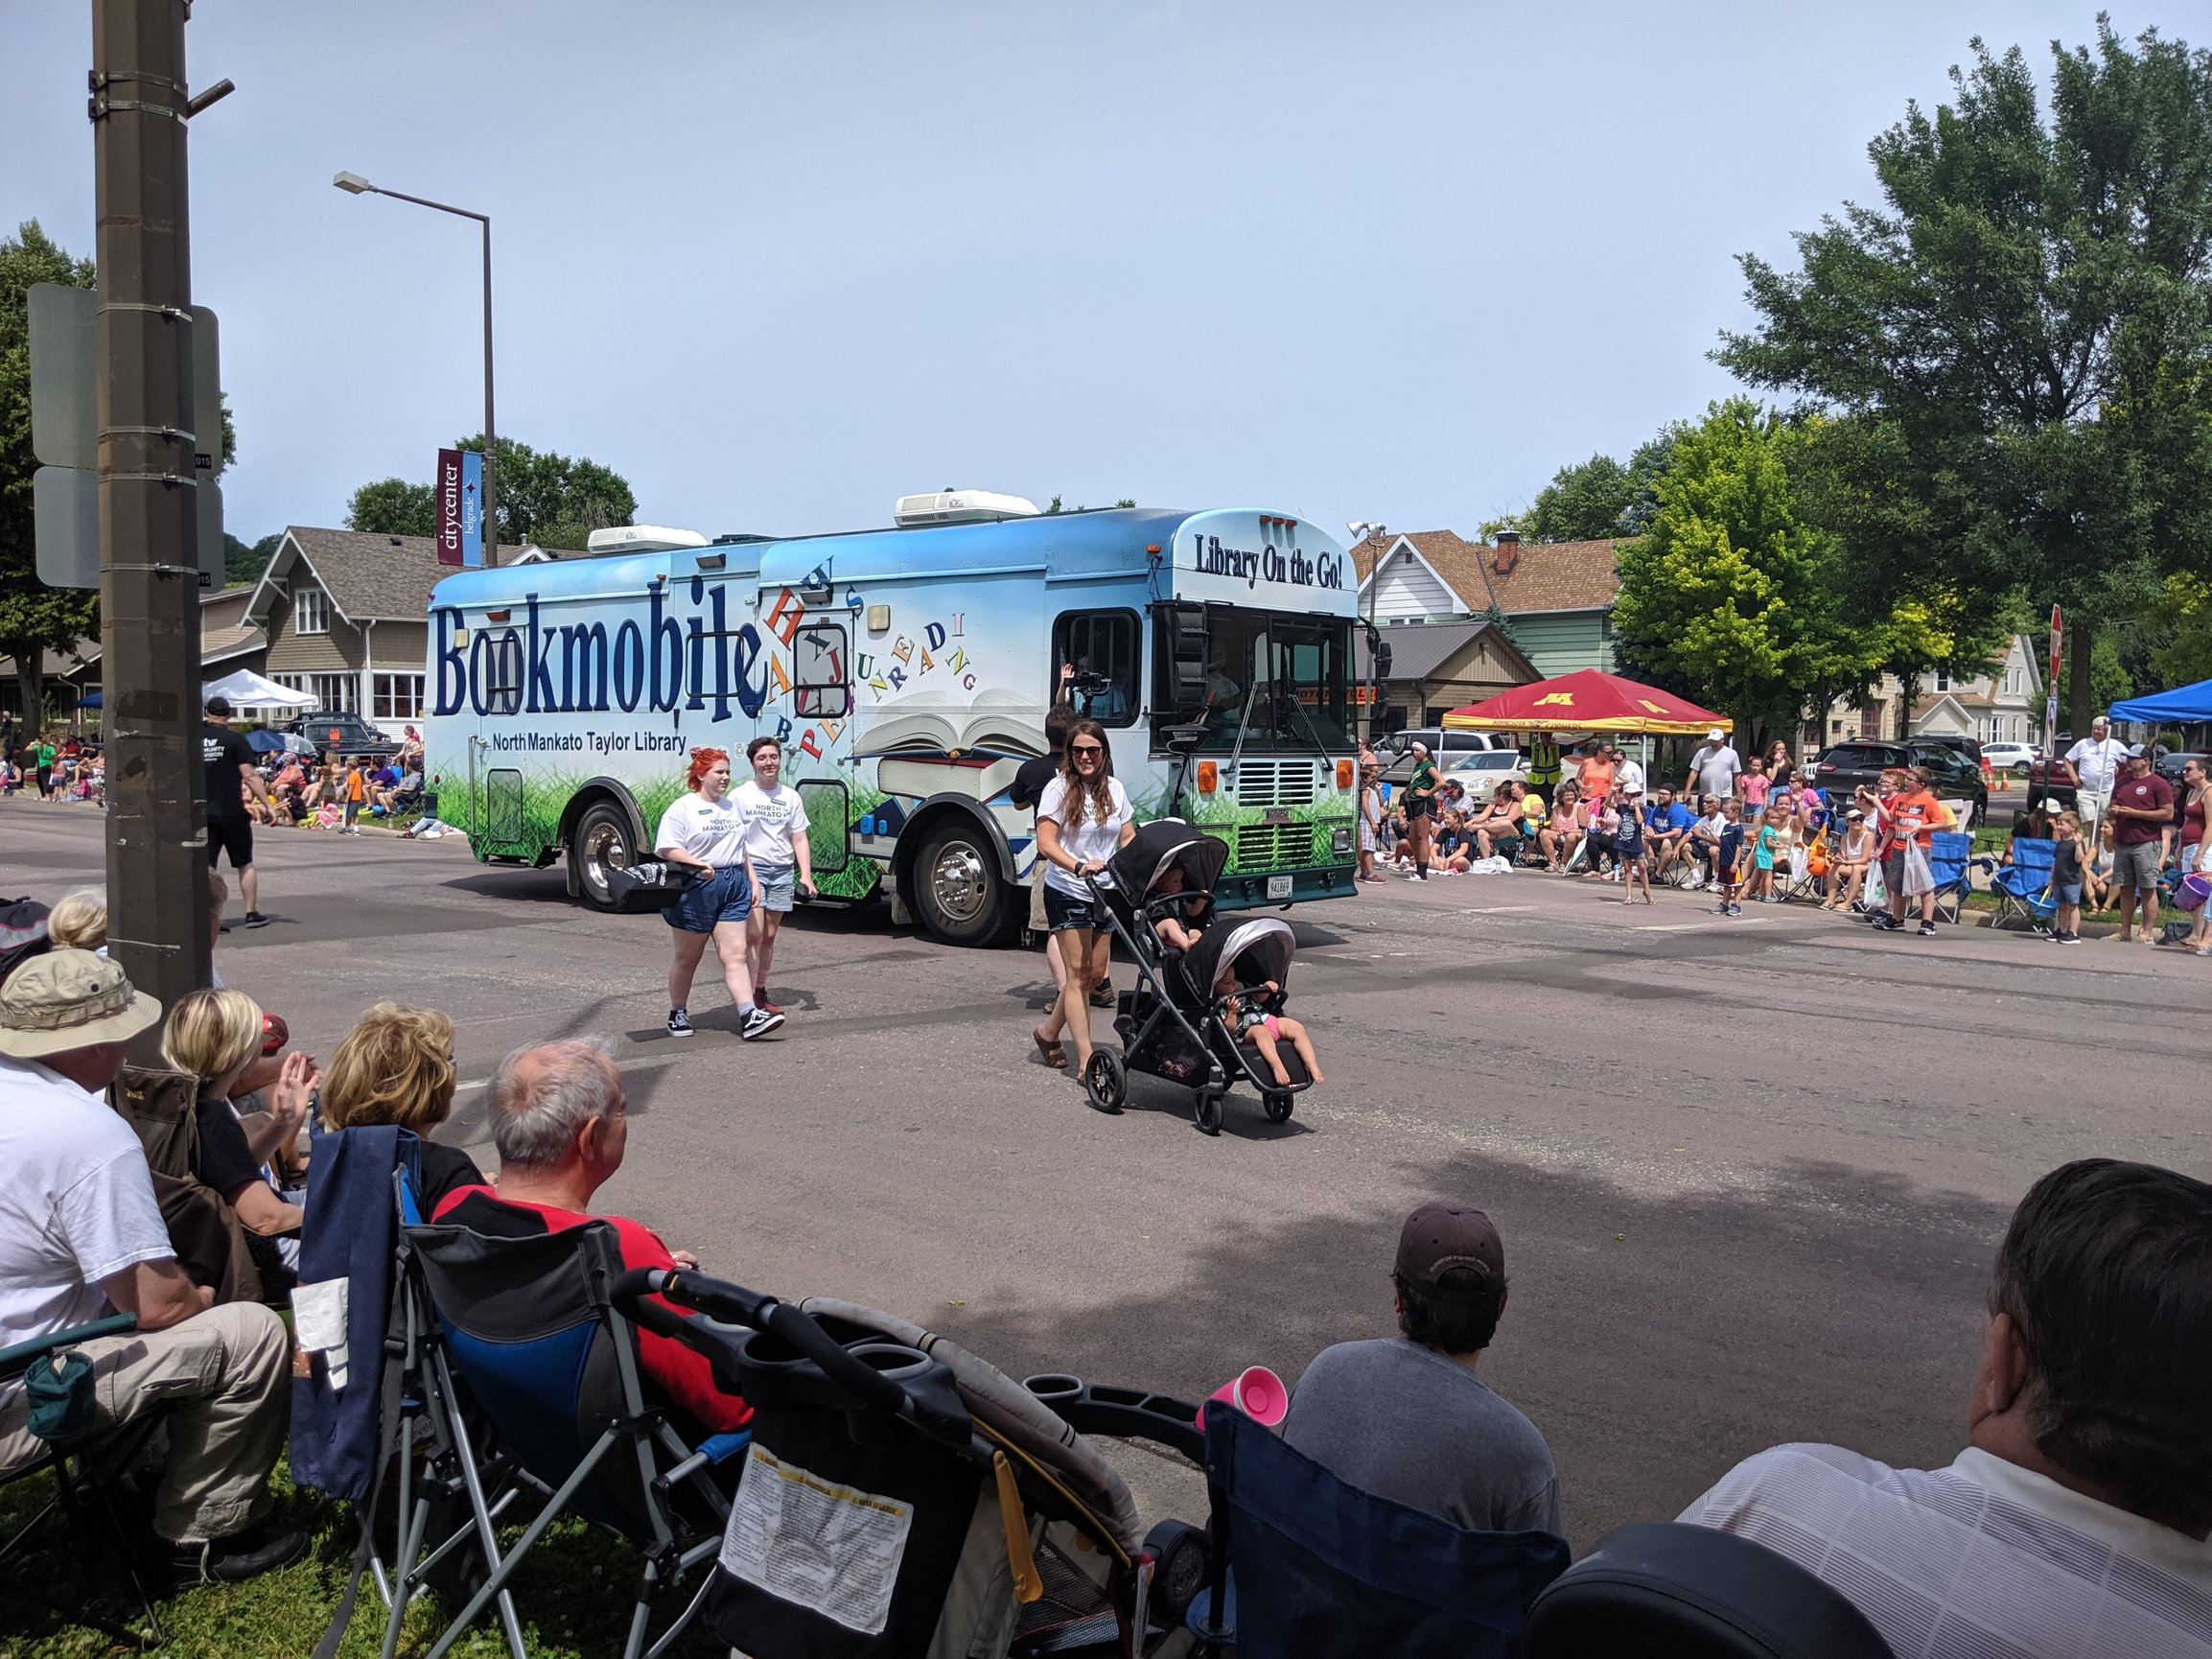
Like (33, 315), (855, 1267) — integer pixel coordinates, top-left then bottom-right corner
(0, 1455), (727, 1658)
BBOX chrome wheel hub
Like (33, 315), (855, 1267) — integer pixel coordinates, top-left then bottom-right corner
(929, 843), (989, 923)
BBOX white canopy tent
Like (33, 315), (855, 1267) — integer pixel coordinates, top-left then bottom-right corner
(203, 668), (316, 712)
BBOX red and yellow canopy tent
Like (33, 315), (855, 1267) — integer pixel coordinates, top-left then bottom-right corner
(1440, 668), (1730, 736)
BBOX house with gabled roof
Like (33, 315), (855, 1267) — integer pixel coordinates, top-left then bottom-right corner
(1351, 529), (1621, 679)
(244, 526), (450, 734)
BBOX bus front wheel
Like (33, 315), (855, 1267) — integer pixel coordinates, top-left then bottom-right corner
(570, 799), (637, 912)
(908, 824), (1013, 946)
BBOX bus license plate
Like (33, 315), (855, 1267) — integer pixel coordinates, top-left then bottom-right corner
(1267, 875), (1292, 900)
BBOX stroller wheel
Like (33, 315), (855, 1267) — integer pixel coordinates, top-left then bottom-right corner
(1262, 1089), (1294, 1124)
(1083, 1049), (1126, 1114)
(1193, 1087), (1224, 1136)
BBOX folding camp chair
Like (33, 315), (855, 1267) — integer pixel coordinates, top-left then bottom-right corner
(1926, 830), (1981, 924)
(0, 1313), (169, 1647)
(1522, 1522), (1893, 1657)
(1989, 837), (2059, 932)
(1186, 1401), (1570, 1657)
(403, 1216), (745, 1659)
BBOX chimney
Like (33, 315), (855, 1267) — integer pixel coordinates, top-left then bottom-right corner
(1492, 530), (1519, 575)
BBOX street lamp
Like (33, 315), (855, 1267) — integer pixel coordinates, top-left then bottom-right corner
(334, 171), (498, 568)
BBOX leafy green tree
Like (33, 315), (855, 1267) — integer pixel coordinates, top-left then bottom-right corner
(0, 222), (98, 729)
(221, 531), (280, 588)
(455, 434), (636, 549)
(1486, 432), (1680, 543)
(1612, 400), (1882, 746)
(1719, 21), (2212, 736)
(346, 478), (435, 536)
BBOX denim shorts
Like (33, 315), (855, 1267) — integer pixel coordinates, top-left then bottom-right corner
(665, 864), (753, 933)
(2052, 881), (2083, 905)
(755, 867), (796, 913)
(1042, 885), (1107, 933)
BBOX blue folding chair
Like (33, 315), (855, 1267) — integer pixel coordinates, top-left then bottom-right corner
(1990, 837), (2059, 931)
(1186, 1401), (1570, 1657)
(1926, 830), (1980, 924)
(404, 1216), (746, 1659)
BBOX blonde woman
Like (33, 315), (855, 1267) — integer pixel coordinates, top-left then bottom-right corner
(319, 1001), (488, 1211)
(46, 888), (106, 952)
(162, 988), (321, 1294)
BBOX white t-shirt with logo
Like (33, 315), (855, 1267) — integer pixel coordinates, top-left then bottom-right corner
(2064, 736), (2130, 795)
(655, 790), (754, 868)
(0, 1058), (174, 1383)
(730, 781), (810, 872)
(1036, 776), (1132, 898)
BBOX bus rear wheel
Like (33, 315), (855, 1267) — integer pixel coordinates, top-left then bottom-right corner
(908, 824), (1013, 946)
(570, 799), (637, 912)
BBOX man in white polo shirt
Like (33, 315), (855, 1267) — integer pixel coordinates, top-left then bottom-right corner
(0, 951), (300, 1587)
(732, 736), (814, 1017)
(1680, 1159), (2212, 1658)
(2061, 714), (2130, 838)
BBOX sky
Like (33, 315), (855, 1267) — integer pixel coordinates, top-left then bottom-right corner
(3, 1), (2175, 550)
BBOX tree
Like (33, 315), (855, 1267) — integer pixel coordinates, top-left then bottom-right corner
(1612, 400), (1882, 747)
(1485, 432), (1680, 542)
(455, 435), (637, 550)
(346, 478), (435, 536)
(221, 531), (280, 588)
(0, 222), (98, 729)
(1719, 22), (2212, 736)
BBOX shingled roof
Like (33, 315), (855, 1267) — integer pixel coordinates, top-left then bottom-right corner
(1353, 530), (1621, 616)
(246, 526), (452, 626)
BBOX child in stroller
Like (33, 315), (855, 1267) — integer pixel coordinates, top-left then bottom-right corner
(1215, 966), (1323, 1087)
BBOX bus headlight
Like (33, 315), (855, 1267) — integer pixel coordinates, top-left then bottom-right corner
(1331, 827), (1353, 856)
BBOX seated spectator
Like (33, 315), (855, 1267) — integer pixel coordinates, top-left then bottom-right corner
(1470, 784), (1526, 862)
(45, 888), (105, 953)
(0, 951), (302, 1585)
(1280, 1203), (1557, 1533)
(317, 1002), (489, 1212)
(1643, 788), (1695, 878)
(1681, 1159), (2212, 1656)
(434, 1039), (750, 1437)
(2006, 798), (2061, 861)
(1538, 783), (1585, 873)
(161, 989), (317, 1297)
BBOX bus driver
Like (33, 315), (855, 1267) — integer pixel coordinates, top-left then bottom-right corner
(656, 748), (784, 1041)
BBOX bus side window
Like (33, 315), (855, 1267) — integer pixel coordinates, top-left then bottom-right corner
(1052, 610), (1139, 727)
(794, 621), (850, 718)
(486, 630), (523, 716)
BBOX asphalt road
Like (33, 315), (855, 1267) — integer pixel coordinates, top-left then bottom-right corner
(5, 799), (2205, 1549)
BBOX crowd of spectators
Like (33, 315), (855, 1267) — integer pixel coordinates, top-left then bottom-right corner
(0, 717), (105, 805)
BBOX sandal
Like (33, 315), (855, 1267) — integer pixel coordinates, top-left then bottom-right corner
(1032, 1031), (1067, 1068)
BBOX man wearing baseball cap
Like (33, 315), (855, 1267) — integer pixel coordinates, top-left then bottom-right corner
(1278, 1202), (1559, 1533)
(1685, 728), (1740, 806)
(0, 951), (301, 1586)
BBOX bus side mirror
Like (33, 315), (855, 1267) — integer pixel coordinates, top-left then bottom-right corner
(1374, 641), (1393, 681)
(1169, 606), (1210, 713)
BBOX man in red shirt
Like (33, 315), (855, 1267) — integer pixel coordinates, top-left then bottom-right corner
(2104, 750), (2176, 945)
(432, 1039), (748, 1437)
(1876, 766), (1952, 937)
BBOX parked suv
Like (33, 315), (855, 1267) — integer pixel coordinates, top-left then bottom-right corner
(1809, 738), (1989, 824)
(1379, 728), (1510, 784)
(281, 710), (399, 759)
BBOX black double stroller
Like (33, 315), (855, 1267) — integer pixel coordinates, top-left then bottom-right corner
(1079, 819), (1316, 1135)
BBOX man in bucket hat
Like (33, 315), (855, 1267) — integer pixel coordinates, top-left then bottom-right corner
(0, 951), (301, 1586)
(1278, 1202), (1559, 1532)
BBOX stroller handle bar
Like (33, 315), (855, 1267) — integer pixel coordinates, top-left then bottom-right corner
(613, 1266), (916, 1428)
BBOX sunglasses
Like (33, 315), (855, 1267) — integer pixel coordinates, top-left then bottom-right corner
(1070, 744), (1105, 757)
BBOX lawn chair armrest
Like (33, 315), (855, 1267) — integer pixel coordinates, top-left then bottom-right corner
(0, 1313), (137, 1383)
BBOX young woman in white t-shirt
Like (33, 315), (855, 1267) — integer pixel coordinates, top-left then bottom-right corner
(1032, 719), (1136, 1077)
(654, 748), (780, 1040)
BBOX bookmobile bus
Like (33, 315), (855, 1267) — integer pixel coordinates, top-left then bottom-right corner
(420, 498), (1363, 946)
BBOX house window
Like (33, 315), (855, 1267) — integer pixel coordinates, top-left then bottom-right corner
(1932, 672), (1949, 691)
(292, 586), (330, 636)
(272, 674), (307, 694)
(310, 673), (355, 713)
(374, 672), (425, 720)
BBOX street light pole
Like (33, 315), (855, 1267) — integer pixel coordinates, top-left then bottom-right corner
(333, 173), (496, 568)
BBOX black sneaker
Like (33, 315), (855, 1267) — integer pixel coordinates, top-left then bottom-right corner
(2056, 931), (2083, 945)
(243, 911), (269, 928)
(739, 1007), (785, 1040)
(666, 1007), (693, 1037)
(155, 1524), (308, 1589)
(1918, 921), (1937, 936)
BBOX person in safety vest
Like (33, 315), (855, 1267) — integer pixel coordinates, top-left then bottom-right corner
(1527, 733), (1562, 806)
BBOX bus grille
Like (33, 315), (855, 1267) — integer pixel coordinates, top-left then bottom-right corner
(1234, 759), (1316, 806)
(1236, 822), (1314, 869)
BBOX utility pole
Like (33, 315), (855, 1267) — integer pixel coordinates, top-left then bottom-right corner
(480, 212), (497, 569)
(92, 0), (209, 1043)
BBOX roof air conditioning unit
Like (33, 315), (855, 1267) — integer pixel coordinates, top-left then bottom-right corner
(586, 526), (710, 555)
(893, 489), (1041, 527)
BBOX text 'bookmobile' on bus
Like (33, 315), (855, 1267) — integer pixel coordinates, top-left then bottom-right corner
(421, 498), (1366, 945)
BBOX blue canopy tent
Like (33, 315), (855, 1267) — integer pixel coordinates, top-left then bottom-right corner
(74, 691), (101, 710)
(2109, 680), (2212, 724)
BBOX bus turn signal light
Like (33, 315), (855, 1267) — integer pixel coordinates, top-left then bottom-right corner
(1198, 761), (1218, 793)
(1336, 759), (1353, 789)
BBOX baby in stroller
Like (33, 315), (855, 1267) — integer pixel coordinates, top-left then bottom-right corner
(1151, 861), (1211, 951)
(1214, 966), (1323, 1087)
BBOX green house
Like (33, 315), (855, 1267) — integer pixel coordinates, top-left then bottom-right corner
(1351, 529), (1619, 684)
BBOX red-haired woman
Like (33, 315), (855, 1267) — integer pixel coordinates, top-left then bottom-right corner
(655, 748), (781, 1040)
(1033, 718), (1136, 1084)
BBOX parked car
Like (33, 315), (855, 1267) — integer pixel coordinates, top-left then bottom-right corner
(1810, 738), (1990, 825)
(1979, 741), (2038, 771)
(2022, 753), (2078, 808)
(1379, 728), (1510, 784)
(2156, 750), (2208, 784)
(1916, 734), (1987, 772)
(280, 710), (400, 759)
(1432, 749), (1531, 807)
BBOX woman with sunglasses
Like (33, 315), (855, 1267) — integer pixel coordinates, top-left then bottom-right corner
(1032, 719), (1136, 1076)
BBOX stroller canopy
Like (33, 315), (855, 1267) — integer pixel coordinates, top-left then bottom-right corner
(1183, 916), (1296, 996)
(1106, 819), (1230, 901)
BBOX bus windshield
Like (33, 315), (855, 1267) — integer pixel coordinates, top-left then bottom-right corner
(1187, 608), (1352, 752)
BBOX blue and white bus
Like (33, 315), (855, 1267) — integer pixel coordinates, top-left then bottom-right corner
(421, 499), (1363, 944)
